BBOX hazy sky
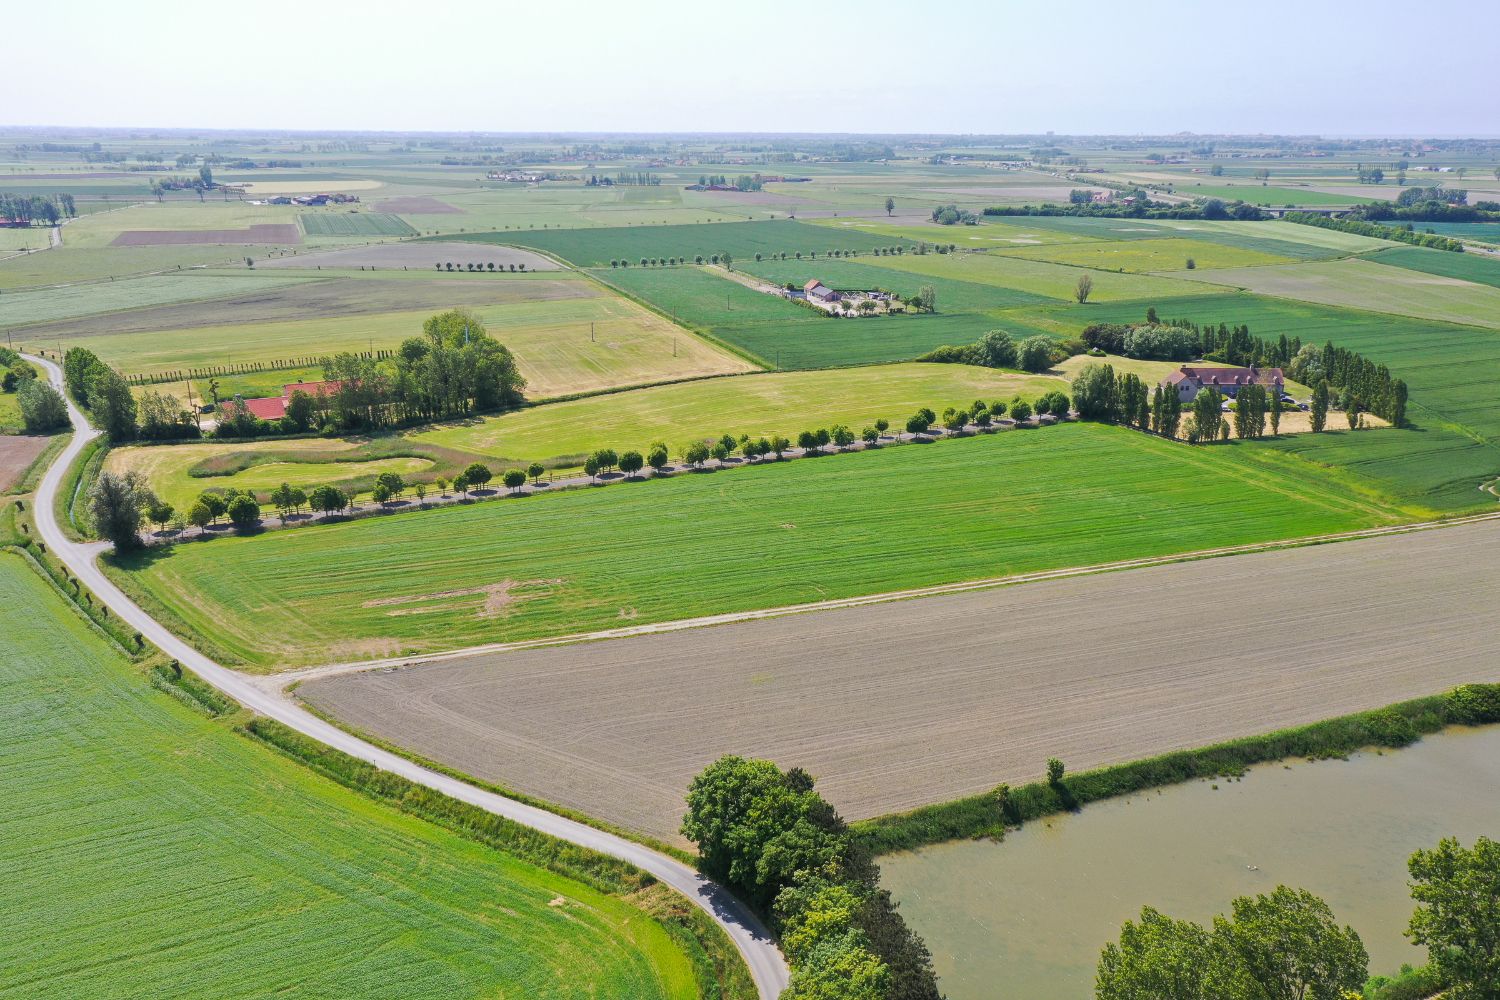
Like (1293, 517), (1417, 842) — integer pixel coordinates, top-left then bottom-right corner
(12, 0), (1499, 136)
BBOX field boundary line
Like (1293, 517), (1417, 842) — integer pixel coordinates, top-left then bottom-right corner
(271, 507), (1500, 689)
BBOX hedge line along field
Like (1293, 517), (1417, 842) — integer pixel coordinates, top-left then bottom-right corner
(1065, 293), (1500, 514)
(0, 552), (697, 1000)
(110, 422), (1392, 669)
(1365, 245), (1500, 289)
(444, 218), (919, 268)
(298, 211), (417, 237)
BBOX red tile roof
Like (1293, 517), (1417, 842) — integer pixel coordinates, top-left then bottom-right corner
(241, 396), (287, 420)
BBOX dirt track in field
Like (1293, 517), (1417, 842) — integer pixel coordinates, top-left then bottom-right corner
(300, 520), (1500, 844)
(111, 224), (301, 246)
(15, 276), (593, 338)
(0, 435), (52, 490)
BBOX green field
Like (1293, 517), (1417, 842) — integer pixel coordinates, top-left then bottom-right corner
(1387, 221), (1500, 244)
(1158, 183), (1378, 206)
(808, 217), (1103, 246)
(415, 363), (1058, 465)
(996, 236), (1296, 272)
(0, 390), (21, 430)
(857, 249), (1230, 303)
(299, 212), (417, 237)
(0, 551), (697, 998)
(0, 273), (316, 327)
(598, 263), (1019, 369)
(1366, 246), (1500, 289)
(112, 423), (1391, 668)
(1069, 293), (1500, 513)
(447, 219), (919, 268)
(1177, 257), (1500, 330)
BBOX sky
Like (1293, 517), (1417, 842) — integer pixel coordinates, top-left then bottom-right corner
(10, 0), (1500, 137)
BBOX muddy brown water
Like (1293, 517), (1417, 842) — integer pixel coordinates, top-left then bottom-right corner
(881, 726), (1500, 999)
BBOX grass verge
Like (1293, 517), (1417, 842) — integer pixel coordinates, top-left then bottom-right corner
(853, 684), (1500, 855)
(243, 716), (755, 1000)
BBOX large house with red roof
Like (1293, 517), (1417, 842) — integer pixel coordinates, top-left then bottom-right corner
(237, 380), (344, 421)
(1164, 365), (1284, 404)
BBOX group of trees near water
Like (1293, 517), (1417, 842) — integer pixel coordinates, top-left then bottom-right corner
(1097, 835), (1500, 1000)
(683, 756), (940, 1000)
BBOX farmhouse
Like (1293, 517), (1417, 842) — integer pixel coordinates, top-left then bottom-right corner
(804, 279), (840, 304)
(237, 380), (344, 421)
(1164, 364), (1284, 404)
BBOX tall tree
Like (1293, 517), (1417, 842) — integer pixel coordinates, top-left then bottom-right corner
(1407, 836), (1500, 1000)
(88, 470), (153, 551)
(885, 196), (895, 217)
(1310, 380), (1329, 433)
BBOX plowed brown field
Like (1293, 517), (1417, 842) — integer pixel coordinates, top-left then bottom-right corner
(300, 520), (1500, 844)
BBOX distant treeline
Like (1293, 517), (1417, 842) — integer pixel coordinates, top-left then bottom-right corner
(1284, 212), (1466, 252)
(985, 197), (1267, 221)
(0, 192), (77, 225)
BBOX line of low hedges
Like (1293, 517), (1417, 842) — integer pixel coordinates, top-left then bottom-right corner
(242, 716), (754, 1000)
(853, 686), (1500, 855)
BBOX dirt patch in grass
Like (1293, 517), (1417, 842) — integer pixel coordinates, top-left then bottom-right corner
(301, 520), (1500, 844)
(0, 435), (53, 491)
(375, 197), (464, 214)
(363, 579), (564, 619)
(111, 224), (301, 246)
(16, 275), (592, 339)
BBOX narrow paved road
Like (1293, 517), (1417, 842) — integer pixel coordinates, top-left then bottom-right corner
(24, 354), (789, 999)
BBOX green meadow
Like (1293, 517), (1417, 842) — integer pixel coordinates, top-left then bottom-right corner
(112, 423), (1390, 669)
(0, 551), (697, 999)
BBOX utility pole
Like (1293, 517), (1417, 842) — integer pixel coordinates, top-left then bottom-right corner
(590, 321), (595, 343)
(673, 337), (677, 358)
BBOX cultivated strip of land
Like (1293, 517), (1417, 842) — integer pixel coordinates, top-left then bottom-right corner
(300, 520), (1500, 844)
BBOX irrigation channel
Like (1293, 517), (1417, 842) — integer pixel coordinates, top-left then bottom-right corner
(23, 354), (791, 1000)
(881, 725), (1500, 1000)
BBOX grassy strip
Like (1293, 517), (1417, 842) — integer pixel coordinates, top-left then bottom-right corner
(294, 693), (697, 864)
(243, 715), (754, 1000)
(148, 662), (235, 717)
(53, 435), (105, 541)
(854, 685), (1500, 855)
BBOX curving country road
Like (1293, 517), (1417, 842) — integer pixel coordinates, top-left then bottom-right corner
(23, 353), (790, 1000)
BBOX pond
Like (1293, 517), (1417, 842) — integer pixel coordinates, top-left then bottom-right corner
(881, 725), (1500, 999)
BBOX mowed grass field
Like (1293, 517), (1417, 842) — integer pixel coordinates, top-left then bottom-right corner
(0, 552), (697, 999)
(111, 423), (1392, 669)
(0, 272), (318, 327)
(415, 363), (1059, 466)
(35, 281), (752, 397)
(1174, 257), (1500, 330)
(448, 219), (918, 268)
(996, 236), (1296, 271)
(298, 212), (416, 237)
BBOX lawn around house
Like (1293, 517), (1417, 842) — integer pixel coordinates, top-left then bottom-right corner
(109, 423), (1393, 670)
(0, 551), (699, 1000)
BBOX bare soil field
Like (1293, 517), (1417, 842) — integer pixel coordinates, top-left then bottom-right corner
(111, 224), (301, 246)
(300, 520), (1500, 844)
(0, 434), (52, 491)
(260, 240), (558, 271)
(374, 196), (464, 214)
(16, 275), (591, 339)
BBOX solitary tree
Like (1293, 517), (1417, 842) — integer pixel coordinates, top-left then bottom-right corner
(1310, 380), (1329, 433)
(885, 196), (895, 217)
(527, 462), (546, 485)
(1075, 273), (1093, 304)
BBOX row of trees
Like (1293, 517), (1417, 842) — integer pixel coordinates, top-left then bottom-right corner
(64, 348), (199, 443)
(1284, 212), (1466, 252)
(1097, 836), (1500, 1000)
(1083, 311), (1306, 368)
(434, 261), (529, 272)
(0, 192), (76, 225)
(985, 196), (1267, 221)
(1288, 341), (1408, 427)
(682, 756), (940, 1000)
